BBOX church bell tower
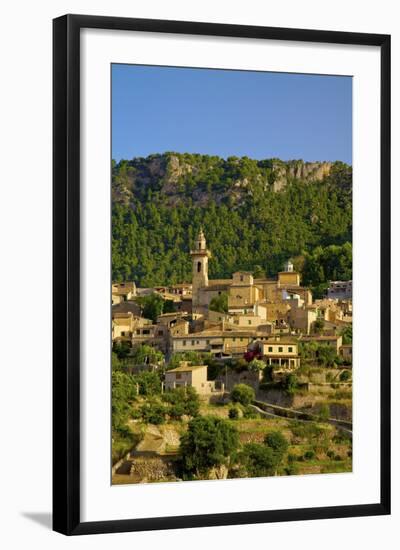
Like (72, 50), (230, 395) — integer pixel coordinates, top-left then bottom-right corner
(190, 229), (211, 309)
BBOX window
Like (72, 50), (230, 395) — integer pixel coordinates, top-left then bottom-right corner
(248, 320), (251, 325)
(268, 346), (273, 352)
(121, 331), (125, 336)
(240, 275), (244, 282)
(191, 340), (195, 346)
(136, 329), (140, 335)
(143, 329), (150, 335)
(233, 337), (236, 342)
(234, 320), (239, 325)
(288, 347), (293, 352)
(278, 347), (283, 353)
(197, 261), (201, 273)
(206, 340), (210, 345)
(176, 373), (182, 380)
(182, 340), (186, 346)
(158, 330), (163, 336)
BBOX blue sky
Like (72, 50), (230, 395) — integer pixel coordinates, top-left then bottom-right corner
(112, 64), (352, 164)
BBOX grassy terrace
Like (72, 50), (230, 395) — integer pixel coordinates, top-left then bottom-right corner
(112, 400), (352, 484)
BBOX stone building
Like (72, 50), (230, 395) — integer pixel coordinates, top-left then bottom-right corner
(164, 362), (220, 394)
(327, 280), (352, 300)
(112, 281), (136, 302)
(258, 338), (300, 370)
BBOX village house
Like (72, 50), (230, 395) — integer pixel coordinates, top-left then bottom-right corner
(286, 295), (318, 334)
(257, 337), (300, 370)
(208, 308), (269, 328)
(131, 323), (169, 353)
(164, 362), (222, 394)
(168, 283), (192, 297)
(327, 280), (352, 300)
(112, 311), (152, 341)
(156, 311), (189, 328)
(171, 328), (254, 357)
(112, 281), (136, 303)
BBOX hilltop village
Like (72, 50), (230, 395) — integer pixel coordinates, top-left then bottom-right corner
(112, 230), (353, 484)
(112, 229), (352, 376)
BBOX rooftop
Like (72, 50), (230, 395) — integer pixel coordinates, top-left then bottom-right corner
(166, 364), (207, 373)
(301, 335), (341, 341)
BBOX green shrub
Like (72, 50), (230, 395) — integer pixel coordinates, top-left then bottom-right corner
(231, 384), (255, 406)
(247, 359), (266, 373)
(339, 369), (351, 382)
(229, 407), (240, 420)
(140, 400), (166, 424)
(239, 443), (278, 477)
(264, 431), (289, 455)
(303, 450), (315, 461)
(282, 373), (298, 395)
(162, 386), (200, 418)
(243, 406), (259, 419)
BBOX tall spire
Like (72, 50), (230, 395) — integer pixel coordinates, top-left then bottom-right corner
(191, 229), (211, 309)
(195, 228), (207, 251)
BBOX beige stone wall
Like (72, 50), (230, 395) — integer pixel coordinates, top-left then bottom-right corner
(165, 367), (210, 393)
(228, 284), (259, 309)
(191, 368), (208, 387)
(288, 307), (317, 334)
(278, 272), (300, 286)
(264, 302), (290, 323)
(165, 370), (193, 390)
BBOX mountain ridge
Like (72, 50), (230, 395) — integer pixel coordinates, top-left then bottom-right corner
(112, 152), (351, 209)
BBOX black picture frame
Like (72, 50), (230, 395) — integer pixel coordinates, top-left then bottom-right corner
(53, 14), (391, 536)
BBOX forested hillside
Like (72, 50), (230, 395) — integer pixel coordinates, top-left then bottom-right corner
(112, 153), (352, 295)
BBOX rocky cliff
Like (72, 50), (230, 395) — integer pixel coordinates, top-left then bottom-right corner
(112, 152), (342, 208)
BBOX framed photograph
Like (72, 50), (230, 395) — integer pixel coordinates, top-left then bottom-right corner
(53, 14), (391, 535)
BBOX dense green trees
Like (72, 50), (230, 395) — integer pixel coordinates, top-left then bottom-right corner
(162, 386), (200, 419)
(239, 430), (289, 477)
(299, 342), (339, 367)
(180, 416), (239, 476)
(136, 293), (169, 322)
(112, 154), (352, 287)
(130, 344), (164, 366)
(112, 371), (137, 430)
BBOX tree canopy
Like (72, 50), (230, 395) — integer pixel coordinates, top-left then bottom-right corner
(112, 154), (352, 290)
(180, 416), (239, 476)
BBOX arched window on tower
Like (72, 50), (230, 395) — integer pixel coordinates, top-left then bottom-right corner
(197, 261), (201, 273)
